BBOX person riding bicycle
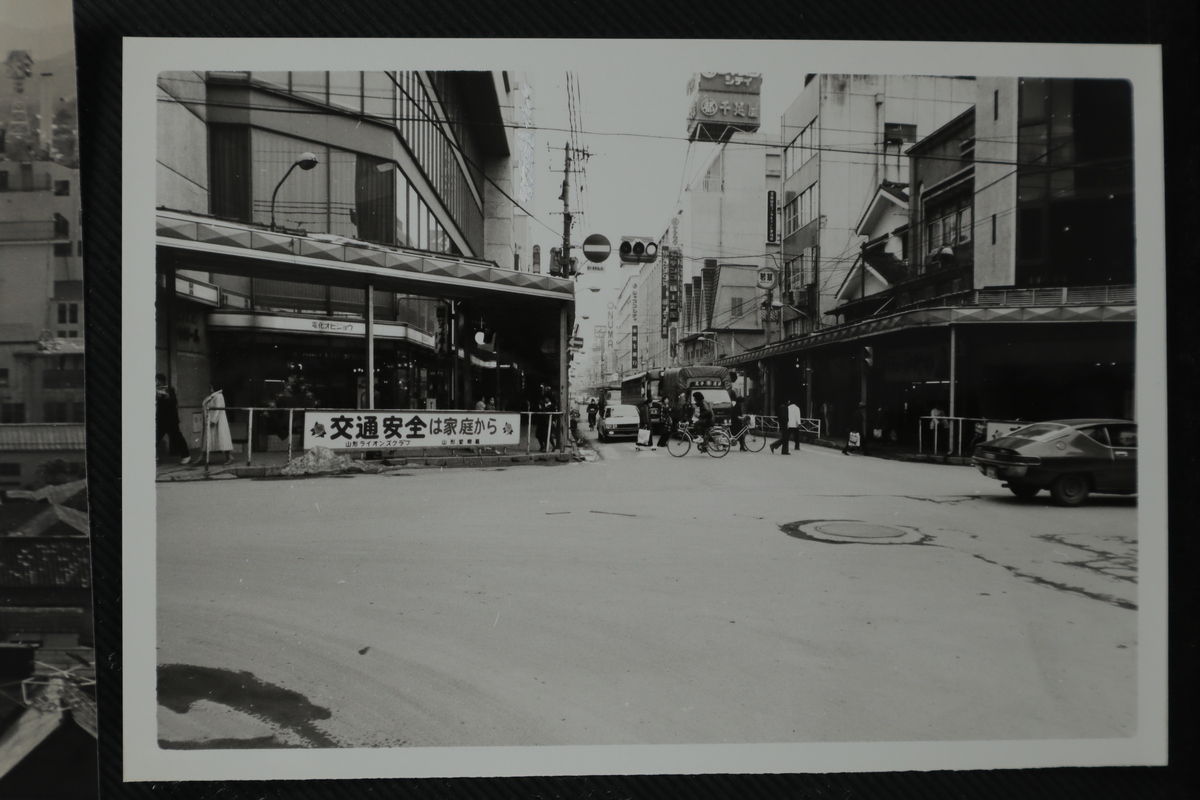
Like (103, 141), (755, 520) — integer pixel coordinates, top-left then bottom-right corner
(692, 391), (715, 450)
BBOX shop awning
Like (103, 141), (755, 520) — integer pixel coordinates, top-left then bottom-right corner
(716, 296), (1136, 367)
(156, 210), (575, 307)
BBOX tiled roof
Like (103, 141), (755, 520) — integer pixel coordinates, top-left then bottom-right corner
(0, 425), (86, 451)
(0, 607), (87, 633)
(863, 250), (910, 285)
(0, 540), (92, 589)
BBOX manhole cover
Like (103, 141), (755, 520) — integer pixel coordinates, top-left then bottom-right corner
(782, 520), (930, 545)
(814, 522), (907, 539)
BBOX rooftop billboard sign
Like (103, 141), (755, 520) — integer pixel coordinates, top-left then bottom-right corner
(687, 72), (762, 142)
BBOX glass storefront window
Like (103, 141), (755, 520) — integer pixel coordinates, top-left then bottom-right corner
(329, 72), (363, 113)
(251, 72), (290, 91)
(250, 129), (329, 231)
(364, 72), (396, 124)
(291, 72), (327, 104)
(395, 169), (410, 247)
(408, 183), (419, 249)
(327, 148), (358, 238)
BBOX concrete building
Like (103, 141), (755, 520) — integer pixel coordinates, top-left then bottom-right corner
(721, 77), (1136, 446)
(155, 71), (575, 453)
(778, 74), (977, 335)
(0, 159), (85, 428)
(607, 132), (778, 386)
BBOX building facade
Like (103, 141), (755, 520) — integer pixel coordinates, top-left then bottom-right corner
(155, 71), (574, 452)
(778, 74), (977, 336)
(721, 77), (1136, 444)
(605, 133), (778, 388)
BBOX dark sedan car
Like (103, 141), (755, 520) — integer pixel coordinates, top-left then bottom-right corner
(972, 419), (1137, 506)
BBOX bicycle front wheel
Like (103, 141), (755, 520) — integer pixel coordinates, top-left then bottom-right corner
(742, 427), (767, 452)
(706, 428), (731, 458)
(666, 429), (692, 458)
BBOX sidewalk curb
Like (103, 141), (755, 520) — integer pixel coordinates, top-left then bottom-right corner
(156, 450), (584, 482)
(811, 438), (972, 466)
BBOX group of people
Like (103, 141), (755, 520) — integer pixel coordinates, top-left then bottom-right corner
(472, 397), (499, 412)
(155, 374), (234, 466)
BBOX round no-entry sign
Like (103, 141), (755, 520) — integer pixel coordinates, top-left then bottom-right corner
(582, 233), (611, 263)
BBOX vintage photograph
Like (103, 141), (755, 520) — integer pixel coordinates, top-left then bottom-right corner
(125, 39), (1166, 780)
(0, 0), (97, 796)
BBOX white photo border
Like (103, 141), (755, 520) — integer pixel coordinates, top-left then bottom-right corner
(123, 37), (1167, 781)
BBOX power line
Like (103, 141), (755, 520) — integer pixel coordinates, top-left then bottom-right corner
(159, 95), (1126, 174)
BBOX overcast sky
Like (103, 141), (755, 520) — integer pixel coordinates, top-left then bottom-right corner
(0, 0), (75, 59)
(524, 67), (794, 333)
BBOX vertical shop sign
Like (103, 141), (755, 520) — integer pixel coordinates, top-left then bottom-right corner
(767, 190), (777, 243)
(661, 247), (670, 338)
(631, 324), (639, 369)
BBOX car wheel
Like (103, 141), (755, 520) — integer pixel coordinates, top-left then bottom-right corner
(1050, 474), (1090, 506)
(1008, 483), (1041, 499)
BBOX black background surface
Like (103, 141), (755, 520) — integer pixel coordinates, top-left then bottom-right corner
(74, 0), (1199, 797)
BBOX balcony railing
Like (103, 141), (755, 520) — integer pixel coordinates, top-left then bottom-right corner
(0, 220), (61, 241)
(0, 175), (52, 192)
(911, 284), (1137, 310)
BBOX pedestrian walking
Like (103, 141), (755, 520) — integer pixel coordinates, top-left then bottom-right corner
(770, 399), (802, 454)
(655, 398), (676, 449)
(202, 386), (234, 464)
(843, 401), (869, 455)
(731, 392), (749, 451)
(692, 391), (715, 451)
(536, 386), (557, 452)
(156, 374), (191, 464)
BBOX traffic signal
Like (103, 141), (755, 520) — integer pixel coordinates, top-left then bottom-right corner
(618, 237), (659, 264)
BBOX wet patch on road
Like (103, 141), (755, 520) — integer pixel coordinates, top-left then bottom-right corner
(158, 663), (337, 748)
(1036, 533), (1138, 583)
(781, 520), (932, 545)
(969, 554), (1137, 610)
(898, 495), (982, 505)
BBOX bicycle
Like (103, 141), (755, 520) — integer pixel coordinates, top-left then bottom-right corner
(665, 422), (732, 458)
(725, 415), (768, 452)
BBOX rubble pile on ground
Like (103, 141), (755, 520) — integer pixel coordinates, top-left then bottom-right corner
(281, 446), (381, 476)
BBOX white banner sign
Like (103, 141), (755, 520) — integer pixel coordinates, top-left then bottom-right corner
(303, 410), (521, 450)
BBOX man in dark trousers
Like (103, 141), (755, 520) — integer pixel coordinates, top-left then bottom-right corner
(843, 401), (869, 455)
(770, 399), (799, 454)
(731, 391), (749, 451)
(156, 373), (192, 464)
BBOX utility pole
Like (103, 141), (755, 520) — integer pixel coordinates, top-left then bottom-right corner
(551, 143), (590, 450)
(560, 145), (572, 278)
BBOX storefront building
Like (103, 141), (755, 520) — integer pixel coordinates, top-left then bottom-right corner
(720, 78), (1136, 443)
(156, 71), (573, 448)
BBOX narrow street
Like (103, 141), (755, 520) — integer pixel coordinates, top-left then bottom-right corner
(155, 432), (1138, 749)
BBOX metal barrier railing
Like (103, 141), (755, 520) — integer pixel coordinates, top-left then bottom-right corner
(918, 416), (1027, 457)
(172, 405), (569, 468)
(724, 415), (821, 439)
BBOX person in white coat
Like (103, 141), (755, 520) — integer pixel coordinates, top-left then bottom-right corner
(202, 386), (233, 464)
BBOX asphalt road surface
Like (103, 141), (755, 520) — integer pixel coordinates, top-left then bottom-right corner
(156, 432), (1138, 749)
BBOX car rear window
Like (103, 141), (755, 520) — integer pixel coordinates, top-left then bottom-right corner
(1006, 422), (1071, 440)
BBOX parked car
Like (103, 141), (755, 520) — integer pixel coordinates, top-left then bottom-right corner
(597, 404), (642, 442)
(972, 419), (1137, 506)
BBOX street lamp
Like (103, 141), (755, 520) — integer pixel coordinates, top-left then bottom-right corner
(270, 152), (319, 231)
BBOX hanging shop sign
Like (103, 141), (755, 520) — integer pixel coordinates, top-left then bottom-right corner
(303, 410), (521, 450)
